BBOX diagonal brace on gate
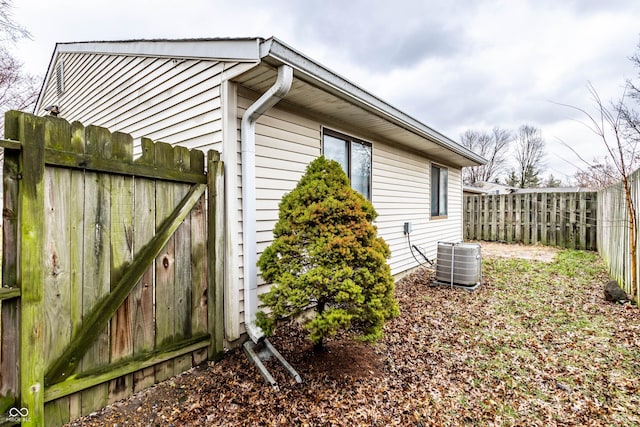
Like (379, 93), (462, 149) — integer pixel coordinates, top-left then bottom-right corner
(44, 183), (207, 386)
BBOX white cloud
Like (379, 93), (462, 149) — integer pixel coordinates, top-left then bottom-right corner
(9, 0), (640, 183)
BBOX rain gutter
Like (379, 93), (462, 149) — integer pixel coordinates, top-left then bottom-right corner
(241, 64), (293, 343)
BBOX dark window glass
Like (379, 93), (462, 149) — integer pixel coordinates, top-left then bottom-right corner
(322, 130), (372, 200)
(431, 165), (448, 217)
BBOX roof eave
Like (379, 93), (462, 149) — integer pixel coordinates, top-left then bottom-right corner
(35, 37), (486, 166)
(54, 38), (262, 62)
(259, 37), (486, 166)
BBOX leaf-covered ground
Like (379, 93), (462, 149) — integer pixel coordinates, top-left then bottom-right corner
(67, 249), (640, 426)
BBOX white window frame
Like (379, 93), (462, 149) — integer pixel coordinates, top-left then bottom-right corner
(431, 163), (448, 218)
(322, 128), (372, 200)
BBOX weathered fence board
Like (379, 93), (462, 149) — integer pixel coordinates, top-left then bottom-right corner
(598, 170), (640, 302)
(154, 141), (176, 383)
(17, 113), (48, 427)
(0, 123), (20, 416)
(132, 138), (157, 392)
(0, 111), (223, 426)
(464, 192), (598, 251)
(207, 150), (225, 360)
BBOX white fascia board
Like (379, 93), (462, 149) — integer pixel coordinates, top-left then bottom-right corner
(55, 38), (261, 62)
(260, 37), (486, 166)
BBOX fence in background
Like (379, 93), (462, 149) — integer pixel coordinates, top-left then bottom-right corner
(464, 192), (598, 251)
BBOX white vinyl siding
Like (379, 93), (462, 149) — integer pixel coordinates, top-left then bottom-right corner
(38, 53), (255, 154)
(372, 142), (463, 276)
(231, 98), (465, 326)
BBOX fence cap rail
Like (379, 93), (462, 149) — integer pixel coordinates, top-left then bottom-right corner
(0, 138), (22, 150)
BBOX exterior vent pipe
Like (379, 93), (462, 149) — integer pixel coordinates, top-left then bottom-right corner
(241, 64), (293, 343)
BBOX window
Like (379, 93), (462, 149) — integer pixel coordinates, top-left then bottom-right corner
(431, 164), (448, 218)
(322, 129), (372, 200)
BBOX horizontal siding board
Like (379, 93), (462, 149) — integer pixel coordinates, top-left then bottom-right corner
(135, 112), (222, 143)
(108, 64), (225, 130)
(255, 142), (318, 162)
(41, 54), (227, 158)
(254, 167), (305, 182)
(59, 54), (127, 112)
(255, 156), (309, 173)
(238, 90), (320, 133)
(81, 58), (194, 125)
(113, 86), (222, 132)
(374, 162), (428, 181)
(256, 177), (300, 190)
(255, 123), (320, 148)
(167, 135), (222, 152)
(372, 141), (464, 274)
(124, 99), (221, 140)
(64, 56), (165, 124)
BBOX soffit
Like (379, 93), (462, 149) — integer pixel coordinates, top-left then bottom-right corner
(234, 62), (476, 168)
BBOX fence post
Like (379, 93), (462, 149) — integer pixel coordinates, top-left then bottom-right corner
(1, 112), (21, 417)
(471, 196), (477, 240)
(13, 112), (46, 426)
(488, 194), (496, 240)
(540, 193), (548, 245)
(578, 193), (587, 250)
(207, 151), (225, 360)
(463, 197), (471, 240)
(531, 194), (539, 245)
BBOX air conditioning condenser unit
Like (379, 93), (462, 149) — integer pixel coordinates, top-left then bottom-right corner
(435, 242), (482, 290)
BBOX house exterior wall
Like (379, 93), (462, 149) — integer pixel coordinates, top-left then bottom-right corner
(373, 141), (463, 276)
(228, 86), (463, 339)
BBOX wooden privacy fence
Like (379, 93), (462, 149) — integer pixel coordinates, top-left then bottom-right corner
(597, 169), (640, 302)
(464, 192), (598, 250)
(0, 111), (224, 426)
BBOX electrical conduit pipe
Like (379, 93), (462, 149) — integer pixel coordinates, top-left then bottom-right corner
(241, 65), (293, 343)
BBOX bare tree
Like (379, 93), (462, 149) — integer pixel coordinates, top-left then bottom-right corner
(460, 127), (512, 185)
(627, 41), (640, 104)
(507, 125), (546, 188)
(0, 47), (38, 108)
(0, 0), (39, 136)
(572, 157), (619, 189)
(0, 0), (30, 42)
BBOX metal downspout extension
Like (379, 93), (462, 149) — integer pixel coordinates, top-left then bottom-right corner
(240, 64), (301, 387)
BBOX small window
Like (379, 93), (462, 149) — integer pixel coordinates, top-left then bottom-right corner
(55, 61), (65, 96)
(431, 164), (448, 218)
(322, 129), (372, 200)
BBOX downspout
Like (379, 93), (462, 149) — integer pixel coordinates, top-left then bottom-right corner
(241, 64), (293, 343)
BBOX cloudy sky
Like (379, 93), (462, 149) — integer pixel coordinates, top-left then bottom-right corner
(9, 0), (640, 184)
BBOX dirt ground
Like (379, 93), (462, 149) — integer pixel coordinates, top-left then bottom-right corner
(473, 240), (560, 263)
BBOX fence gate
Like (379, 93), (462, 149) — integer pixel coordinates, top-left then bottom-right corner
(0, 111), (224, 426)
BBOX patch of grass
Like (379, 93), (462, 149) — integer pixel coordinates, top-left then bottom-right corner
(460, 250), (640, 423)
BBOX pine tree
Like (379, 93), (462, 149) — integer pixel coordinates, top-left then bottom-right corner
(256, 156), (399, 351)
